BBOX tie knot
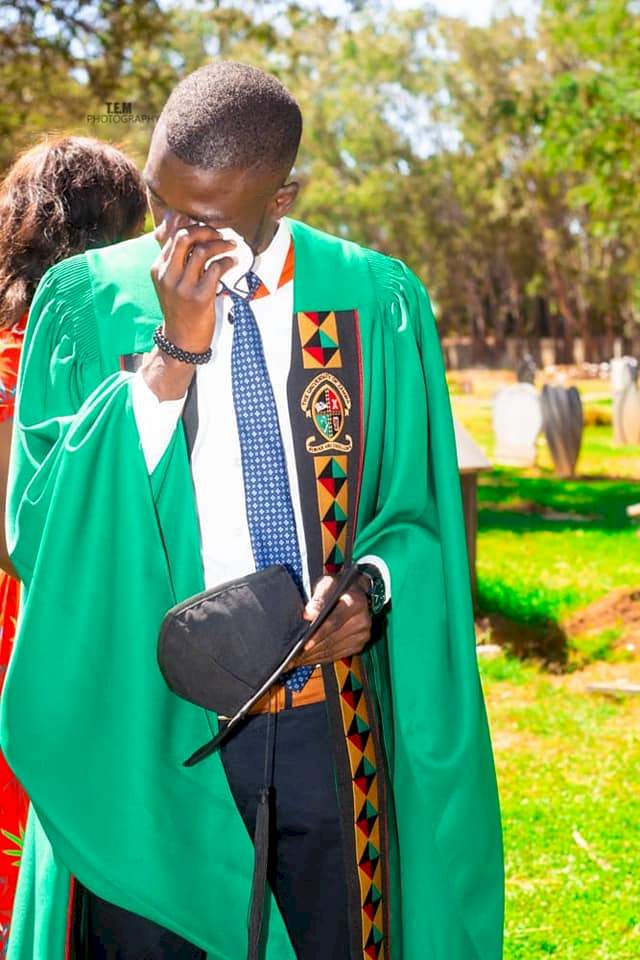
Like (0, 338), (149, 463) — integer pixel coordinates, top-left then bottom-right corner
(225, 270), (261, 304)
(244, 271), (261, 298)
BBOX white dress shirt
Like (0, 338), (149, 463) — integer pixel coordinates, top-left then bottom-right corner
(132, 219), (390, 602)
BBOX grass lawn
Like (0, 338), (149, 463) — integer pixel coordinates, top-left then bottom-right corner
(450, 375), (640, 653)
(483, 656), (640, 959)
(476, 470), (640, 626)
(450, 372), (639, 957)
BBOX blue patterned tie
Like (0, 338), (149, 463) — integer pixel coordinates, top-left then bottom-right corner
(229, 271), (314, 692)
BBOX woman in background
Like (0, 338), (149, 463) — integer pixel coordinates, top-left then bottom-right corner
(0, 135), (146, 951)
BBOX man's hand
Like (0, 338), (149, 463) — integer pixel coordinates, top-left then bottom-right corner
(143, 220), (236, 401)
(295, 574), (372, 666)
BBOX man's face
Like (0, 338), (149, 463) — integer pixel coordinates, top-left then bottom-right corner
(143, 126), (298, 253)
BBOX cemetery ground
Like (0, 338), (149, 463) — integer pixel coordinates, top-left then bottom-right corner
(482, 654), (640, 959)
(450, 371), (640, 959)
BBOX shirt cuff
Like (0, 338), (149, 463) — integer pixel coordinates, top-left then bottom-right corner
(131, 368), (187, 474)
(356, 554), (392, 603)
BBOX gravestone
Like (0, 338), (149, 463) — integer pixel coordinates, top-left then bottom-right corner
(493, 383), (542, 466)
(517, 352), (537, 385)
(611, 357), (640, 444)
(619, 385), (640, 445)
(540, 385), (583, 477)
(611, 356), (638, 393)
(540, 338), (556, 369)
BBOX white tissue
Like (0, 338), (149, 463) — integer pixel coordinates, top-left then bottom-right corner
(202, 226), (255, 295)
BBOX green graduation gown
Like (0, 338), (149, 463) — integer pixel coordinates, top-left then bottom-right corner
(2, 219), (503, 959)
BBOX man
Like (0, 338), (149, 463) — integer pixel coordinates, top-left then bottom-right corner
(2, 62), (503, 960)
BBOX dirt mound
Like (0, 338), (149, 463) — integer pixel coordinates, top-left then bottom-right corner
(563, 587), (640, 654)
(475, 587), (640, 665)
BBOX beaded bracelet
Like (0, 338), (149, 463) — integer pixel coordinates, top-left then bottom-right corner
(153, 325), (212, 365)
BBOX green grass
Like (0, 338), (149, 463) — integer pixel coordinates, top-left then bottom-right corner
(476, 469), (640, 624)
(569, 627), (626, 664)
(457, 379), (640, 957)
(482, 658), (640, 959)
(451, 388), (640, 642)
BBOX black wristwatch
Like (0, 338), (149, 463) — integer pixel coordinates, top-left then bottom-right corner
(357, 562), (387, 616)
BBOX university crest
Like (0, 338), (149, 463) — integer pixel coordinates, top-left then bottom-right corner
(301, 373), (353, 453)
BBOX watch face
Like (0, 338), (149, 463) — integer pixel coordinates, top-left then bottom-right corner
(371, 578), (385, 614)
(358, 564), (386, 615)
(370, 577), (386, 615)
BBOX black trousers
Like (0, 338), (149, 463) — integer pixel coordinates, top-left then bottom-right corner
(76, 702), (350, 959)
(72, 887), (205, 960)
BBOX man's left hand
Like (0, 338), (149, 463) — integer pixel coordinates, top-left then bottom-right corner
(294, 574), (372, 666)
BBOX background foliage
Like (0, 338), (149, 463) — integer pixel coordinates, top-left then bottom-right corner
(1, 0), (638, 341)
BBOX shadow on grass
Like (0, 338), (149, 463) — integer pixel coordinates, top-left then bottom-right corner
(475, 468), (640, 665)
(477, 608), (569, 667)
(477, 468), (640, 533)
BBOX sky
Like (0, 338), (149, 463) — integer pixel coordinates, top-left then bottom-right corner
(433, 0), (537, 25)
(318, 0), (540, 28)
(160, 0), (540, 30)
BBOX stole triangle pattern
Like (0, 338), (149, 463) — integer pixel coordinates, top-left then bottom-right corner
(356, 800), (379, 839)
(364, 923), (385, 958)
(333, 656), (386, 958)
(298, 311), (343, 368)
(362, 883), (382, 921)
(314, 456), (349, 575)
(348, 714), (371, 753)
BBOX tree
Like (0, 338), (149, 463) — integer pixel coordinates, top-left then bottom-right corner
(1, 0), (637, 344)
(0, 0), (176, 167)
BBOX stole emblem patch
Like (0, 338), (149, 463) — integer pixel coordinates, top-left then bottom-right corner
(301, 373), (353, 453)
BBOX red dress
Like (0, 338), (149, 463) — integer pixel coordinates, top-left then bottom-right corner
(0, 314), (29, 953)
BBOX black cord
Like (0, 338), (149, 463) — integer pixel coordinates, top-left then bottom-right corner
(247, 700), (278, 960)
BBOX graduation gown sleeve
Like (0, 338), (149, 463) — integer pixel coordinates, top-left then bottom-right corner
(3, 253), (295, 960)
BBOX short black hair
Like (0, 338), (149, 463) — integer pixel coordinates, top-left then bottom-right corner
(159, 61), (302, 175)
